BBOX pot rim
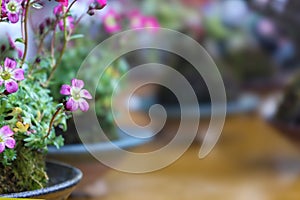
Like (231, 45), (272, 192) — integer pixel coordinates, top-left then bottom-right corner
(130, 93), (259, 118)
(47, 127), (153, 155)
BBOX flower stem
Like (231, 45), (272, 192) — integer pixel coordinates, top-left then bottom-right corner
(44, 7), (68, 86)
(0, 0), (2, 18)
(44, 106), (64, 139)
(66, 0), (78, 14)
(21, 0), (31, 67)
(43, 0), (79, 87)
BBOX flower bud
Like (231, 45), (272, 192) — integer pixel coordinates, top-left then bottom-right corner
(94, 0), (107, 10)
(87, 9), (95, 16)
(39, 23), (45, 35)
(1, 45), (6, 53)
(45, 18), (52, 26)
(35, 57), (41, 63)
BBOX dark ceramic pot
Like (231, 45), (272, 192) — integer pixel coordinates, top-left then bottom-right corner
(262, 93), (300, 146)
(47, 128), (153, 197)
(269, 119), (300, 145)
(0, 161), (82, 200)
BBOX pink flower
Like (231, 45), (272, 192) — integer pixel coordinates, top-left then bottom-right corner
(2, 0), (23, 23)
(60, 79), (92, 112)
(103, 9), (121, 33)
(58, 16), (74, 31)
(0, 58), (24, 94)
(55, 0), (68, 7)
(129, 11), (144, 29)
(128, 11), (160, 30)
(142, 16), (160, 28)
(0, 125), (16, 153)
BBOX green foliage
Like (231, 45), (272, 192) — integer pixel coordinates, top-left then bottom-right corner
(50, 36), (128, 142)
(0, 61), (67, 193)
(0, 73), (67, 160)
(222, 48), (275, 82)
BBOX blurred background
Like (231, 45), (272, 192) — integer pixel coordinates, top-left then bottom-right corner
(66, 0), (300, 199)
(7, 0), (300, 199)
(64, 0), (300, 199)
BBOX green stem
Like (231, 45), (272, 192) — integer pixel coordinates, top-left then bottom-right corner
(66, 0), (78, 14)
(44, 7), (68, 86)
(37, 18), (60, 55)
(0, 0), (2, 18)
(20, 0), (31, 67)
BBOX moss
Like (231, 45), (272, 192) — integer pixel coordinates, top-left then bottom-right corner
(0, 142), (48, 194)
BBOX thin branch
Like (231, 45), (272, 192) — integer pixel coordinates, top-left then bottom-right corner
(65, 0), (78, 14)
(44, 9), (68, 86)
(20, 0), (31, 67)
(0, 0), (2, 18)
(44, 106), (63, 139)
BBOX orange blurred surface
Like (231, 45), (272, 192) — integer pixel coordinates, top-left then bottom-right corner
(69, 111), (300, 200)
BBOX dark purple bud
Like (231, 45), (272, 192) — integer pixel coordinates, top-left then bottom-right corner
(39, 23), (45, 35)
(3, 90), (10, 96)
(45, 18), (51, 26)
(35, 57), (41, 63)
(87, 9), (95, 16)
(1, 45), (6, 52)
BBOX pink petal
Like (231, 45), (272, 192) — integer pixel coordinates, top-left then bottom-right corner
(67, 16), (75, 30)
(103, 10), (121, 33)
(0, 79), (3, 86)
(60, 84), (71, 95)
(0, 125), (14, 137)
(71, 79), (84, 90)
(17, 48), (23, 58)
(5, 138), (15, 149)
(4, 58), (17, 69)
(56, 0), (68, 7)
(61, 0), (68, 7)
(66, 98), (78, 111)
(129, 11), (144, 29)
(12, 68), (24, 81)
(80, 89), (92, 99)
(0, 143), (5, 153)
(7, 35), (16, 48)
(8, 13), (19, 24)
(104, 25), (121, 33)
(53, 4), (63, 15)
(142, 17), (160, 28)
(5, 81), (18, 93)
(58, 20), (64, 31)
(78, 99), (89, 112)
(96, 0), (106, 9)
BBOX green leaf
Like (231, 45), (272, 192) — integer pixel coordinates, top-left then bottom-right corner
(69, 34), (85, 41)
(15, 38), (25, 44)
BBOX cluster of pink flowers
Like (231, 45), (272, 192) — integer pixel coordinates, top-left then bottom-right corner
(128, 10), (160, 30)
(0, 0), (105, 155)
(102, 8), (160, 34)
(52, 0), (107, 32)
